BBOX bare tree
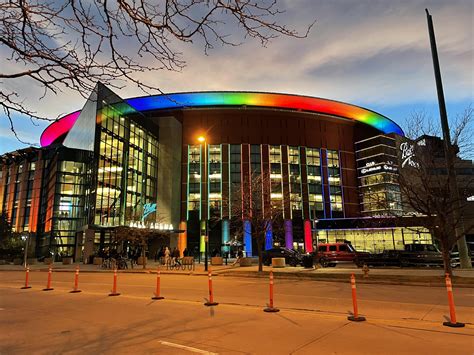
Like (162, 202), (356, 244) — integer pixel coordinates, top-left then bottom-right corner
(398, 107), (474, 275)
(226, 171), (283, 272)
(1, 0), (314, 140)
(112, 226), (170, 269)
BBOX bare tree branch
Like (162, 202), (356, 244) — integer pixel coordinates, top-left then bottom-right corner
(1, 0), (314, 141)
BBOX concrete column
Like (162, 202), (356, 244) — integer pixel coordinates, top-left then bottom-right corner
(304, 220), (313, 253)
(157, 116), (182, 232)
(178, 221), (187, 257)
(82, 228), (95, 264)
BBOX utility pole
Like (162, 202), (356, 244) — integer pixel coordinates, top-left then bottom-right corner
(425, 9), (471, 268)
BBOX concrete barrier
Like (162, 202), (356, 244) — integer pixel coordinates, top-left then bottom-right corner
(272, 258), (286, 268)
(211, 257), (223, 266)
(43, 258), (53, 265)
(62, 257), (73, 265)
(27, 258), (37, 265)
(240, 257), (253, 267)
(93, 257), (103, 265)
(137, 256), (147, 265)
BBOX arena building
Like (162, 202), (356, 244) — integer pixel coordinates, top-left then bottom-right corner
(0, 83), (436, 260)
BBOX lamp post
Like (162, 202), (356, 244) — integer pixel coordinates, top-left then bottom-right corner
(425, 9), (471, 268)
(21, 232), (30, 268)
(198, 135), (209, 271)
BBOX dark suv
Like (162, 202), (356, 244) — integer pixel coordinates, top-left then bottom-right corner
(313, 243), (369, 267)
(262, 247), (303, 266)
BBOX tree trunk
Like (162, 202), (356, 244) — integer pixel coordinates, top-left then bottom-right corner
(142, 242), (147, 270)
(441, 248), (452, 277)
(257, 237), (263, 272)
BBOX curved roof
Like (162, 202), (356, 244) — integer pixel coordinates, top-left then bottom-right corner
(40, 91), (404, 147)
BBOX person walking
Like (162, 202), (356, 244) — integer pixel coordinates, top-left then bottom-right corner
(164, 246), (171, 266)
(172, 247), (181, 266)
(183, 248), (189, 257)
(232, 247), (244, 266)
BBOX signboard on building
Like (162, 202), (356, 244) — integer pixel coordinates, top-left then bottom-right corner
(359, 160), (398, 176)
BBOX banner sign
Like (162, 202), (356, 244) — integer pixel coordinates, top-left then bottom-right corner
(142, 203), (157, 221)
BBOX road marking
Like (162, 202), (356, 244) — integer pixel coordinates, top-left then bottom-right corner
(159, 341), (218, 354)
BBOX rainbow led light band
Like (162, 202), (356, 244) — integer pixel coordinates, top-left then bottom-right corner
(40, 92), (404, 147)
(40, 111), (81, 147)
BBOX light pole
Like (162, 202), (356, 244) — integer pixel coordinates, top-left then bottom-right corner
(21, 232), (30, 268)
(198, 135), (209, 271)
(425, 9), (471, 268)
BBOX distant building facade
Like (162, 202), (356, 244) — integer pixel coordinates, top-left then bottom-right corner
(4, 83), (469, 259)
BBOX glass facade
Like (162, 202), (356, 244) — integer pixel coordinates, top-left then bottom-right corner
(270, 145), (283, 212)
(187, 145), (201, 217)
(288, 147), (302, 217)
(327, 150), (343, 218)
(208, 145), (222, 218)
(51, 161), (88, 256)
(94, 103), (159, 226)
(306, 148), (324, 220)
(315, 227), (432, 253)
(355, 135), (402, 216)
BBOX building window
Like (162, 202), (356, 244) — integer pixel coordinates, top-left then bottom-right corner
(306, 148), (324, 219)
(188, 145), (201, 214)
(327, 150), (343, 218)
(250, 145), (261, 174)
(208, 145), (222, 218)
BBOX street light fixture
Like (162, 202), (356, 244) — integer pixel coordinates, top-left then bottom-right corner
(21, 232), (30, 268)
(198, 135), (209, 271)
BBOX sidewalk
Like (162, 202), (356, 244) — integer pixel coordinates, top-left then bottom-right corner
(2, 260), (473, 287)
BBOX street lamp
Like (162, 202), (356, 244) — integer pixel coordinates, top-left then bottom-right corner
(198, 135), (209, 271)
(21, 232), (30, 268)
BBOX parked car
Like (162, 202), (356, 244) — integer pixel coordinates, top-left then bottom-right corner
(399, 243), (459, 268)
(365, 250), (402, 267)
(312, 243), (370, 267)
(262, 247), (303, 266)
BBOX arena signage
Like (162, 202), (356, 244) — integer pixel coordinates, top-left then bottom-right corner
(142, 203), (157, 221)
(359, 161), (397, 176)
(400, 142), (420, 169)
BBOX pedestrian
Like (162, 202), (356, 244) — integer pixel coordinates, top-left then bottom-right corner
(211, 248), (219, 257)
(172, 247), (181, 266)
(164, 246), (171, 266)
(157, 247), (165, 264)
(232, 247), (244, 266)
(183, 248), (189, 257)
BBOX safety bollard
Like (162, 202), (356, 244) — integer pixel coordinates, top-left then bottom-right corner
(443, 273), (464, 327)
(108, 268), (120, 296)
(204, 267), (218, 306)
(70, 265), (82, 293)
(21, 266), (32, 289)
(347, 273), (365, 322)
(43, 264), (54, 291)
(151, 267), (164, 300)
(264, 270), (280, 313)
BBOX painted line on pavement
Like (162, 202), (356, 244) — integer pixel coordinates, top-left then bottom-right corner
(159, 341), (218, 354)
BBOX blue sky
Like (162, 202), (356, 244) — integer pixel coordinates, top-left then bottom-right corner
(1, 0), (472, 154)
